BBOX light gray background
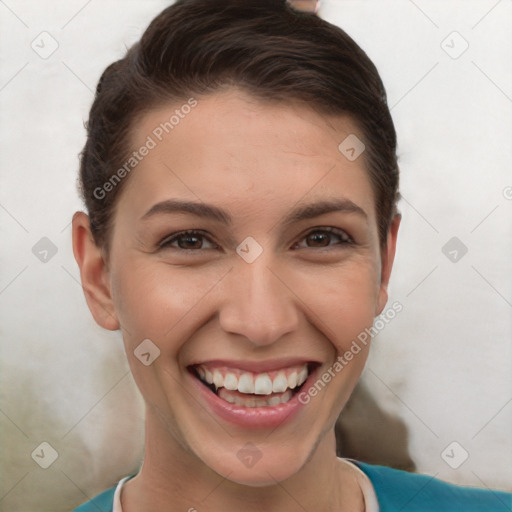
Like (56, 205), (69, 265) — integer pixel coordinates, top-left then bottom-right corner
(1, 1), (511, 510)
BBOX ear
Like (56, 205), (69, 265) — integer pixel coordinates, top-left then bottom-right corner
(375, 214), (401, 315)
(71, 211), (120, 331)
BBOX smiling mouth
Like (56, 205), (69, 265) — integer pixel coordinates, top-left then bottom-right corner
(190, 363), (316, 408)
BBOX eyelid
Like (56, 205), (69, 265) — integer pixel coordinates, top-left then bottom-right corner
(158, 229), (219, 250)
(292, 226), (354, 248)
(157, 226), (354, 251)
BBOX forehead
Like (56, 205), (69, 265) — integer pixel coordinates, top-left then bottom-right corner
(119, 88), (376, 223)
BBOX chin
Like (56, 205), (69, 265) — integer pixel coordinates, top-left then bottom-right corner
(197, 442), (313, 487)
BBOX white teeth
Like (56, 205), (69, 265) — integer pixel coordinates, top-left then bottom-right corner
(213, 369), (223, 389)
(217, 388), (294, 407)
(268, 396), (281, 406)
(222, 393), (236, 404)
(287, 371), (298, 389)
(233, 395), (245, 406)
(196, 366), (206, 380)
(297, 367), (308, 386)
(280, 390), (292, 404)
(254, 374), (273, 395)
(196, 363), (310, 396)
(204, 368), (213, 384)
(224, 372), (238, 391)
(272, 371), (288, 393)
(238, 373), (254, 393)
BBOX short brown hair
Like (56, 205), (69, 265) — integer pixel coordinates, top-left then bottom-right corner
(78, 0), (400, 255)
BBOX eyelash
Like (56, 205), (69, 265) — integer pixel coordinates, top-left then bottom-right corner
(157, 228), (354, 252)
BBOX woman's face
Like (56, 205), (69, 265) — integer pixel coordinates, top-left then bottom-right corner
(84, 89), (398, 485)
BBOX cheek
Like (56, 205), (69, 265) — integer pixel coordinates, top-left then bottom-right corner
(112, 252), (381, 345)
(297, 259), (381, 348)
(111, 259), (210, 345)
(110, 258), (215, 408)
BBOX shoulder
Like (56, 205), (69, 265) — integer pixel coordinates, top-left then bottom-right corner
(71, 484), (117, 512)
(353, 461), (512, 512)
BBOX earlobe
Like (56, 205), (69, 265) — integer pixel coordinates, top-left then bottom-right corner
(71, 212), (120, 331)
(376, 214), (401, 315)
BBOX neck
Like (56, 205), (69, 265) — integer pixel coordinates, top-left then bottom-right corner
(122, 406), (364, 512)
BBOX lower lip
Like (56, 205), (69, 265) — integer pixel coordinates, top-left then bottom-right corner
(187, 368), (316, 429)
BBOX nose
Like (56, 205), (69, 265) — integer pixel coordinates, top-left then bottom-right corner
(218, 253), (299, 347)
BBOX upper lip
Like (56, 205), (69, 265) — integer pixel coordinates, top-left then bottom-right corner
(188, 358), (321, 373)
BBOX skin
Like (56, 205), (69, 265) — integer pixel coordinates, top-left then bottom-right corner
(72, 88), (400, 511)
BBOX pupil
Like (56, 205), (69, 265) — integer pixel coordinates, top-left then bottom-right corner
(309, 233), (328, 247)
(181, 235), (201, 249)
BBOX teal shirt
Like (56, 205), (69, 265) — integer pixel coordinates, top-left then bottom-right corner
(73, 461), (512, 511)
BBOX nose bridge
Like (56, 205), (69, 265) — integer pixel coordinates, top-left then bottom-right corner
(218, 251), (298, 346)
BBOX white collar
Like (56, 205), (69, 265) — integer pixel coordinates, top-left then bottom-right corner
(113, 458), (379, 512)
(340, 458), (380, 512)
(113, 475), (131, 512)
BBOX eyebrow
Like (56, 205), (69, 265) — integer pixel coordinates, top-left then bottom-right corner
(140, 198), (367, 225)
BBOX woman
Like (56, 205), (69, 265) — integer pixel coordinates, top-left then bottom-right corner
(71, 0), (511, 510)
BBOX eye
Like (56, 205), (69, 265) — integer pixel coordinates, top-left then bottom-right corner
(157, 227), (353, 252)
(158, 230), (219, 251)
(291, 227), (354, 250)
